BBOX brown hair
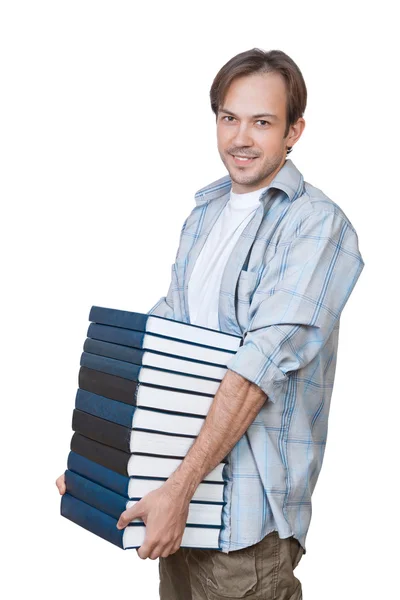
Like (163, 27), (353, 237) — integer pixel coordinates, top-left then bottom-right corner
(209, 48), (307, 154)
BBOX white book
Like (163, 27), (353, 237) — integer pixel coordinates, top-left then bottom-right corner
(89, 305), (241, 352)
(67, 450), (225, 503)
(132, 407), (205, 437)
(127, 478), (224, 503)
(123, 523), (220, 549)
(127, 500), (223, 526)
(127, 454), (225, 482)
(136, 384), (213, 416)
(70, 434), (226, 483)
(80, 352), (221, 395)
(83, 337), (228, 380)
(87, 323), (236, 366)
(142, 350), (227, 379)
(130, 429), (196, 457)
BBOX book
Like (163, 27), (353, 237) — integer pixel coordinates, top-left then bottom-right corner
(61, 306), (240, 551)
(61, 494), (222, 549)
(89, 305), (241, 352)
(80, 352), (221, 396)
(65, 470), (224, 526)
(83, 337), (227, 381)
(70, 433), (226, 482)
(75, 388), (206, 436)
(72, 409), (199, 458)
(87, 323), (234, 367)
(67, 451), (225, 503)
(79, 367), (214, 417)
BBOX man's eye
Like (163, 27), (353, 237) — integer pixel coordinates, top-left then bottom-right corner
(222, 116), (235, 122)
(257, 120), (270, 126)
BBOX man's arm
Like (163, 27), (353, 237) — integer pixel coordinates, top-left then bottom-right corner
(166, 368), (267, 501)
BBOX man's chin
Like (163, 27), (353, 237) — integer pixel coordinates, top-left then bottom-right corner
(227, 170), (264, 187)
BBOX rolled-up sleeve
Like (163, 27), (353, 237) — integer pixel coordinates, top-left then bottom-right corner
(226, 209), (365, 402)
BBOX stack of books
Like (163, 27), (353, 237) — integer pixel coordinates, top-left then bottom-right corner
(61, 306), (242, 550)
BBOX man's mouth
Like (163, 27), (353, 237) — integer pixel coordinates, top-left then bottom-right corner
(230, 154), (257, 166)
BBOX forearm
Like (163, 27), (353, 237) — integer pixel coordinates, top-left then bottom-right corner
(166, 369), (267, 502)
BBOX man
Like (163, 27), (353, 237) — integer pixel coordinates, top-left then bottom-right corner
(57, 48), (364, 599)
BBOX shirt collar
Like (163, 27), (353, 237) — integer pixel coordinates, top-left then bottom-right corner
(194, 158), (304, 206)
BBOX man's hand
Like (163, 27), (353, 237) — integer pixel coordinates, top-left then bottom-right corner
(116, 481), (190, 560)
(56, 473), (66, 494)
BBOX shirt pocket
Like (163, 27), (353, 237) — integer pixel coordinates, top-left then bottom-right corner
(235, 270), (259, 334)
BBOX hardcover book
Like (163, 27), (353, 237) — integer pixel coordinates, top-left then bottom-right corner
(67, 451), (225, 503)
(62, 494), (222, 550)
(79, 367), (214, 417)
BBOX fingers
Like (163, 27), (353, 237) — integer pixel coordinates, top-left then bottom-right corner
(116, 501), (144, 529)
(55, 473), (66, 495)
(137, 537), (181, 560)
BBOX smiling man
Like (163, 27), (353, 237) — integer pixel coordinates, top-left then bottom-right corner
(57, 48), (364, 600)
(217, 70), (301, 191)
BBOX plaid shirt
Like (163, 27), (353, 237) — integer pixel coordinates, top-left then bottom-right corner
(147, 159), (365, 554)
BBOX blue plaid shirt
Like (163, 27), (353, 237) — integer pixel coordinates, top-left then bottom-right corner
(147, 159), (364, 554)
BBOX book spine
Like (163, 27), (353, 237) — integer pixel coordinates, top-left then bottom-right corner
(83, 337), (145, 366)
(72, 409), (132, 453)
(70, 433), (130, 476)
(80, 352), (141, 382)
(88, 322), (146, 350)
(61, 493), (124, 548)
(78, 366), (138, 406)
(89, 306), (148, 332)
(67, 451), (130, 497)
(75, 388), (135, 428)
(65, 470), (130, 521)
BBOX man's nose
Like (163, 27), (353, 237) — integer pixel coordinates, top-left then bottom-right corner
(232, 123), (253, 148)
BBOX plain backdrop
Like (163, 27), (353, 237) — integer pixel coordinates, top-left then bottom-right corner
(1, 1), (398, 598)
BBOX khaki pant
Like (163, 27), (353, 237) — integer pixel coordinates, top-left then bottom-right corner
(159, 531), (304, 599)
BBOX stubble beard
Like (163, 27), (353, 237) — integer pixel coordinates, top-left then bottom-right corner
(221, 149), (286, 189)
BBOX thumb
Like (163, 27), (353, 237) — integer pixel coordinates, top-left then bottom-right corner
(116, 500), (145, 530)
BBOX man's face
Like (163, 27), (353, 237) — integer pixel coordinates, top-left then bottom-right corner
(216, 72), (292, 193)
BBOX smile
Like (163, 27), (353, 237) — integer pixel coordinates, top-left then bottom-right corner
(231, 155), (257, 166)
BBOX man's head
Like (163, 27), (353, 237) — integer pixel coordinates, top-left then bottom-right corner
(210, 49), (307, 193)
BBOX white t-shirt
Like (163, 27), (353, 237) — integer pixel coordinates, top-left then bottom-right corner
(188, 186), (267, 330)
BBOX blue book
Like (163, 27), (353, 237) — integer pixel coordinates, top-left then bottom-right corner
(72, 409), (200, 458)
(67, 451), (225, 503)
(80, 352), (221, 396)
(89, 305), (241, 352)
(78, 366), (215, 417)
(83, 337), (227, 381)
(70, 433), (226, 481)
(75, 388), (207, 436)
(64, 470), (224, 526)
(61, 494), (222, 550)
(87, 323), (235, 367)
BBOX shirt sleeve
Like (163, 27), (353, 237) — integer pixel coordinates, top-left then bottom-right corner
(146, 270), (175, 318)
(146, 217), (189, 319)
(226, 209), (365, 403)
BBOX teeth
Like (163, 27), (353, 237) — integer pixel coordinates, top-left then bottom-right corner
(235, 156), (253, 161)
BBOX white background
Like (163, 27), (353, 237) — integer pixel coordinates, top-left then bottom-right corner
(1, 1), (398, 598)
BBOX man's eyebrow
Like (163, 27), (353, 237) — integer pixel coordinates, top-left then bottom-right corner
(219, 107), (278, 120)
